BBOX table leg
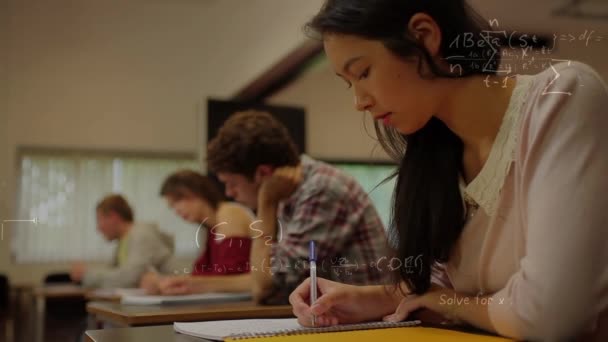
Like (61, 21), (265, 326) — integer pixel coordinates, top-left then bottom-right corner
(34, 296), (44, 342)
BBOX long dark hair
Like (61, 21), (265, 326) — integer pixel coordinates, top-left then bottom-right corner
(306, 0), (500, 294)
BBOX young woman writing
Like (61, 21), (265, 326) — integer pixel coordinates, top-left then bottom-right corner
(289, 1), (608, 340)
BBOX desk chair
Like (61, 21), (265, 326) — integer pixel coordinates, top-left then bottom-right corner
(0, 274), (13, 342)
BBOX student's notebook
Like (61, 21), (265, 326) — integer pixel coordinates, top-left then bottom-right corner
(121, 292), (251, 305)
(173, 318), (421, 340)
(226, 326), (513, 342)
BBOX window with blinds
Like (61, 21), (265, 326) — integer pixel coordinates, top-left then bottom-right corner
(12, 149), (202, 263)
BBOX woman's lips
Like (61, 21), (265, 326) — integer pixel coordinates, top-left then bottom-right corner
(374, 112), (393, 125)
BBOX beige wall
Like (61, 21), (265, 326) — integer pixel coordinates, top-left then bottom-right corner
(0, 0), (324, 284)
(1, 0), (11, 278)
(268, 3), (608, 161)
(2, 0), (607, 285)
(269, 58), (391, 162)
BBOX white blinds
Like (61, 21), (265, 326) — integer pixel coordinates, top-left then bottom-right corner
(12, 151), (201, 263)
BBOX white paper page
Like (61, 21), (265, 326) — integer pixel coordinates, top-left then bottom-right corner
(121, 292), (251, 305)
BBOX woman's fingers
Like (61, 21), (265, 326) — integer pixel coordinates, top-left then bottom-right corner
(291, 299), (312, 323)
(310, 287), (343, 316)
(290, 277), (346, 327)
(289, 278), (311, 306)
(296, 315), (311, 327)
(158, 278), (172, 290)
(159, 277), (187, 294)
(290, 278), (313, 323)
(290, 277), (337, 326)
(298, 313), (339, 328)
(314, 314), (340, 327)
(383, 297), (423, 322)
(162, 282), (188, 295)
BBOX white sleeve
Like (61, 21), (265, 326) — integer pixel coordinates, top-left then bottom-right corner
(488, 63), (608, 340)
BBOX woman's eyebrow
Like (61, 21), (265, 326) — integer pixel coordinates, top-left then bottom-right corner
(337, 55), (364, 76)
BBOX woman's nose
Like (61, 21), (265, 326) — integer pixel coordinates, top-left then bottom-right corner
(354, 90), (373, 112)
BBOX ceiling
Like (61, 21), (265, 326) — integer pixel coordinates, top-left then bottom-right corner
(469, 0), (608, 34)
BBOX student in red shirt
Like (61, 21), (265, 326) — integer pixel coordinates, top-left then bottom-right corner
(140, 170), (254, 294)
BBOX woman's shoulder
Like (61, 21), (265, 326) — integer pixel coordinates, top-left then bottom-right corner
(518, 62), (608, 148)
(511, 61), (608, 181)
(214, 202), (255, 236)
(526, 61), (606, 101)
(217, 202), (255, 219)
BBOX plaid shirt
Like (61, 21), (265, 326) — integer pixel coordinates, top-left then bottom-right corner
(262, 155), (393, 304)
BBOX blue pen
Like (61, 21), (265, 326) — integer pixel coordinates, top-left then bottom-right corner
(309, 240), (317, 327)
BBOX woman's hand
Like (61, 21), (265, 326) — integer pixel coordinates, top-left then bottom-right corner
(383, 293), (427, 322)
(139, 271), (161, 295)
(69, 262), (86, 283)
(158, 276), (197, 295)
(289, 277), (398, 327)
(383, 286), (453, 324)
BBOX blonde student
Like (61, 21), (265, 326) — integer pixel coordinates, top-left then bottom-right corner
(70, 194), (175, 288)
(289, 0), (608, 341)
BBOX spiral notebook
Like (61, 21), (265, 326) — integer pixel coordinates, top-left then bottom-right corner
(174, 318), (421, 340)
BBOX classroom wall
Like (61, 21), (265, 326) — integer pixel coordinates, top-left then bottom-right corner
(0, 0), (325, 284)
(2, 0), (607, 285)
(267, 45), (608, 164)
(268, 58), (391, 162)
(268, 3), (608, 159)
(0, 0), (10, 277)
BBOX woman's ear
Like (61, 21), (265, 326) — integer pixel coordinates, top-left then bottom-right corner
(408, 13), (442, 57)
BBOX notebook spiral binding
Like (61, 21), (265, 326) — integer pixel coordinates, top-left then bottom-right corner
(228, 320), (421, 340)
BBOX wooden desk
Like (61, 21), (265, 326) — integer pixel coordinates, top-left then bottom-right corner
(87, 300), (294, 327)
(34, 283), (87, 298)
(12, 282), (34, 292)
(85, 325), (208, 342)
(85, 290), (122, 303)
(34, 284), (122, 302)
